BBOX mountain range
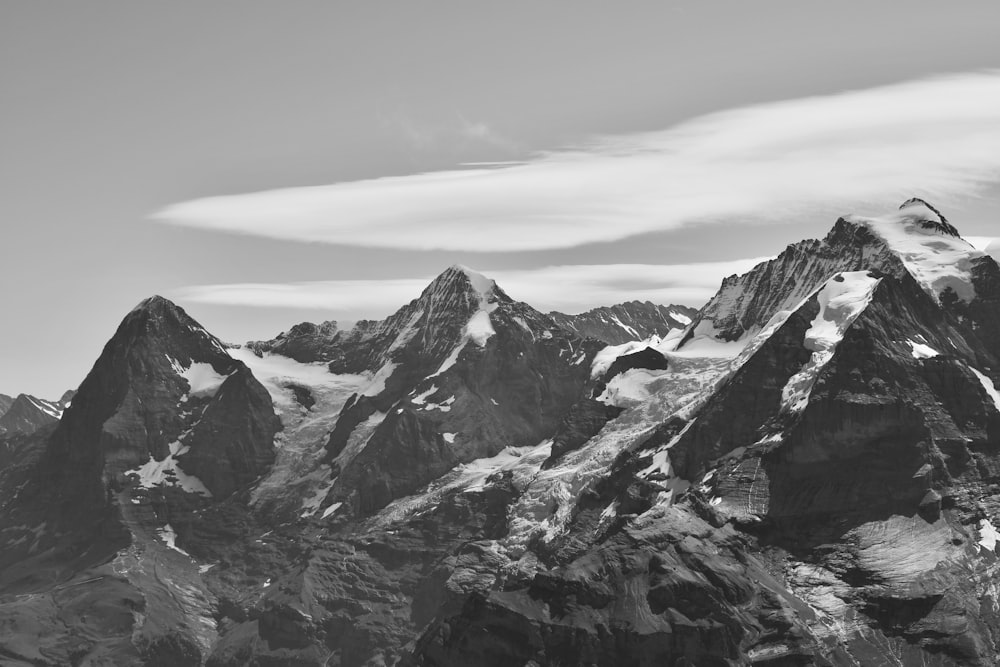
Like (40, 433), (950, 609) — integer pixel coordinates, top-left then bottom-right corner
(1, 199), (999, 666)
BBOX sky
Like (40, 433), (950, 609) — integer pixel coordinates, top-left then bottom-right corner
(2, 1), (1000, 397)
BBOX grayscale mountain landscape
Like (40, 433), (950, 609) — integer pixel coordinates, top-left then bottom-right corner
(3, 3), (1000, 666)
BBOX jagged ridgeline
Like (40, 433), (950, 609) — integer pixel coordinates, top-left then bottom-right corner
(1, 201), (999, 666)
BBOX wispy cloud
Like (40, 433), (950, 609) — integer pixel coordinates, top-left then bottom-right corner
(152, 71), (1000, 251)
(376, 108), (521, 154)
(171, 258), (770, 317)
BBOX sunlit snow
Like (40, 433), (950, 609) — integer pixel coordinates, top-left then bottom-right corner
(908, 339), (940, 359)
(781, 272), (881, 413)
(969, 367), (1000, 413)
(128, 440), (213, 497)
(848, 201), (985, 303)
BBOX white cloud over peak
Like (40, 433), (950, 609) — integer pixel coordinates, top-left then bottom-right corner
(152, 71), (1000, 251)
(171, 258), (770, 317)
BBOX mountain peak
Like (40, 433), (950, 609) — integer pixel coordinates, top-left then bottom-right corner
(899, 196), (948, 223)
(422, 265), (507, 312)
(130, 294), (178, 314)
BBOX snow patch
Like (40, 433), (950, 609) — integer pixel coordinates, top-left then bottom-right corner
(127, 440), (213, 497)
(908, 340), (940, 359)
(422, 395), (455, 412)
(979, 519), (1000, 553)
(410, 384), (438, 405)
(670, 311), (692, 325)
(442, 432), (456, 443)
(168, 356), (232, 399)
(970, 367), (1000, 413)
(780, 272), (881, 413)
(362, 362), (398, 397)
(321, 501), (343, 519)
(158, 524), (190, 557)
(466, 310), (496, 347)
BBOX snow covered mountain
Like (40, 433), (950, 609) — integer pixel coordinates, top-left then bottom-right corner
(2, 202), (1000, 666)
(247, 265), (605, 518)
(548, 301), (696, 344)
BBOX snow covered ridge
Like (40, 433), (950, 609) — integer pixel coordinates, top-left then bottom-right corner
(845, 200), (986, 303)
(780, 271), (882, 414)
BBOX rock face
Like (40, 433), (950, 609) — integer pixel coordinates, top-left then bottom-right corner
(550, 300), (697, 344)
(37, 295), (280, 512)
(4, 204), (1000, 667)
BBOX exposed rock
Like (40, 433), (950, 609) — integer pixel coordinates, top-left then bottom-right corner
(549, 301), (697, 344)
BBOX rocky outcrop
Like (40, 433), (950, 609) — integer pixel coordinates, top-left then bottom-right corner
(549, 300), (697, 344)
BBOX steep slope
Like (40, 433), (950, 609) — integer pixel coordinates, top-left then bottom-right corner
(549, 301), (697, 344)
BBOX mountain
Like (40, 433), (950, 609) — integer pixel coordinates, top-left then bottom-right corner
(549, 301), (697, 344)
(0, 296), (282, 664)
(247, 265), (606, 517)
(0, 393), (13, 416)
(3, 204), (1000, 666)
(409, 200), (1000, 666)
(0, 392), (64, 436)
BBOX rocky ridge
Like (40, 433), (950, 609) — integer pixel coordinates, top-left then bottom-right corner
(549, 300), (697, 345)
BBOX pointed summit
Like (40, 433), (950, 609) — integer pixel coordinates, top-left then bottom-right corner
(38, 296), (278, 510)
(682, 201), (996, 351)
(898, 196), (951, 226)
(419, 265), (509, 316)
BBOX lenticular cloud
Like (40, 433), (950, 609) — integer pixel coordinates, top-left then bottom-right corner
(172, 258), (771, 316)
(152, 71), (1000, 252)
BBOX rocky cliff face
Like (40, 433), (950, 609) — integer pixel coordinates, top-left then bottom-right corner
(3, 204), (1000, 666)
(549, 301), (697, 344)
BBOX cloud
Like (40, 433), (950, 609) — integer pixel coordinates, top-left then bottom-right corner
(376, 108), (521, 153)
(171, 258), (770, 317)
(967, 236), (1000, 262)
(152, 71), (1000, 251)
